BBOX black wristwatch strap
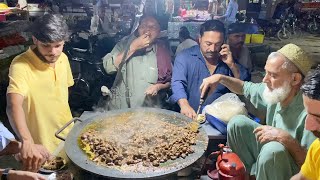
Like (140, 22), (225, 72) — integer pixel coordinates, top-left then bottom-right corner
(1, 168), (13, 180)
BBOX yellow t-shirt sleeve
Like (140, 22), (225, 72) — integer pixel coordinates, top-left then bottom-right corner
(301, 139), (320, 180)
(7, 58), (29, 97)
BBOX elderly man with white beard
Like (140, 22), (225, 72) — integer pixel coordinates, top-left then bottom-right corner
(199, 43), (316, 180)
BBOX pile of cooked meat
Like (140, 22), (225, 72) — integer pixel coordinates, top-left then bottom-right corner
(79, 113), (197, 167)
(42, 156), (65, 170)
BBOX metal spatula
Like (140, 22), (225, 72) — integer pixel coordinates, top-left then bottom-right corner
(188, 88), (210, 132)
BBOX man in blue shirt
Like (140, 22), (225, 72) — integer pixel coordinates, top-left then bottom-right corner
(170, 20), (250, 119)
(214, 0), (238, 24)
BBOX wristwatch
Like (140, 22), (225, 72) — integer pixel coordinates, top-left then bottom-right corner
(1, 168), (12, 180)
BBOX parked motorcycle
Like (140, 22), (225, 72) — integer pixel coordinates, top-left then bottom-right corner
(307, 10), (320, 34)
(64, 31), (116, 114)
(256, 15), (291, 41)
(297, 10), (320, 34)
(285, 13), (302, 38)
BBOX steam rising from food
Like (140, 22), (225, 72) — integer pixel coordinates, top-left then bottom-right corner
(79, 112), (197, 169)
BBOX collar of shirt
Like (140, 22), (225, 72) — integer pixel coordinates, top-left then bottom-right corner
(277, 91), (304, 114)
(26, 47), (62, 69)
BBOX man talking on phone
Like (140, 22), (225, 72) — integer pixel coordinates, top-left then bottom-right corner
(170, 20), (250, 119)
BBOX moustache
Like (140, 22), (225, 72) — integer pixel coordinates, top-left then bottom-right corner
(205, 51), (219, 55)
(45, 54), (57, 58)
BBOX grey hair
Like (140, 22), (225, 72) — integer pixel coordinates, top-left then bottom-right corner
(267, 52), (300, 74)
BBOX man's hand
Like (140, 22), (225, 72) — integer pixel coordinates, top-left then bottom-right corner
(220, 44), (240, 78)
(213, 15), (222, 19)
(220, 44), (234, 66)
(114, 33), (152, 68)
(7, 169), (46, 180)
(180, 104), (197, 119)
(200, 74), (221, 99)
(253, 125), (291, 144)
(20, 141), (49, 172)
(145, 84), (160, 96)
(130, 33), (152, 52)
(34, 144), (51, 160)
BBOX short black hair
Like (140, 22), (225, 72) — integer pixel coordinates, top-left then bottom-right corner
(200, 20), (225, 37)
(30, 14), (69, 43)
(139, 14), (160, 28)
(179, 26), (191, 39)
(301, 64), (320, 100)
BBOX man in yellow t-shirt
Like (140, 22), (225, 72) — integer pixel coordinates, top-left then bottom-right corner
(6, 14), (74, 172)
(291, 65), (320, 180)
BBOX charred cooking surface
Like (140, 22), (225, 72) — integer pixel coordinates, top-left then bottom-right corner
(79, 112), (198, 171)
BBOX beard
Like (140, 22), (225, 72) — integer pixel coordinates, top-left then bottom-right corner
(262, 82), (292, 105)
(311, 131), (320, 139)
(203, 51), (220, 61)
(231, 42), (244, 49)
(33, 47), (60, 64)
(44, 55), (60, 63)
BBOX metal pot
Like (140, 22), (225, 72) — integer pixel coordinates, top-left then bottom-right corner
(56, 108), (208, 179)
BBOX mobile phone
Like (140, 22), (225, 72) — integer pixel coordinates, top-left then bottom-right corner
(218, 37), (227, 58)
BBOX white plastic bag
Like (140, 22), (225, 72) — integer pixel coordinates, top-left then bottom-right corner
(203, 93), (248, 124)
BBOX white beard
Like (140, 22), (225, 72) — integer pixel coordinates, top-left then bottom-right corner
(263, 82), (292, 105)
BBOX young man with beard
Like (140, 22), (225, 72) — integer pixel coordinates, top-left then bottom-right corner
(6, 14), (73, 172)
(291, 65), (320, 180)
(170, 20), (250, 119)
(199, 43), (316, 180)
(103, 15), (172, 109)
(227, 23), (252, 72)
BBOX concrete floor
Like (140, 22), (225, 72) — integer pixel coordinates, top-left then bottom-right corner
(264, 33), (320, 64)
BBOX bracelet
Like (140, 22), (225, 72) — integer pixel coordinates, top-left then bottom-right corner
(1, 168), (13, 180)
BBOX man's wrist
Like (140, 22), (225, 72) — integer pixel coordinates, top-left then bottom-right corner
(277, 131), (292, 147)
(227, 62), (236, 69)
(178, 99), (189, 107)
(21, 138), (33, 143)
(218, 74), (226, 84)
(129, 44), (137, 54)
(155, 84), (161, 91)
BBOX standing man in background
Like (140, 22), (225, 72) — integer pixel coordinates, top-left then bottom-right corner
(208, 0), (218, 15)
(214, 0), (238, 25)
(175, 26), (198, 56)
(227, 23), (252, 71)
